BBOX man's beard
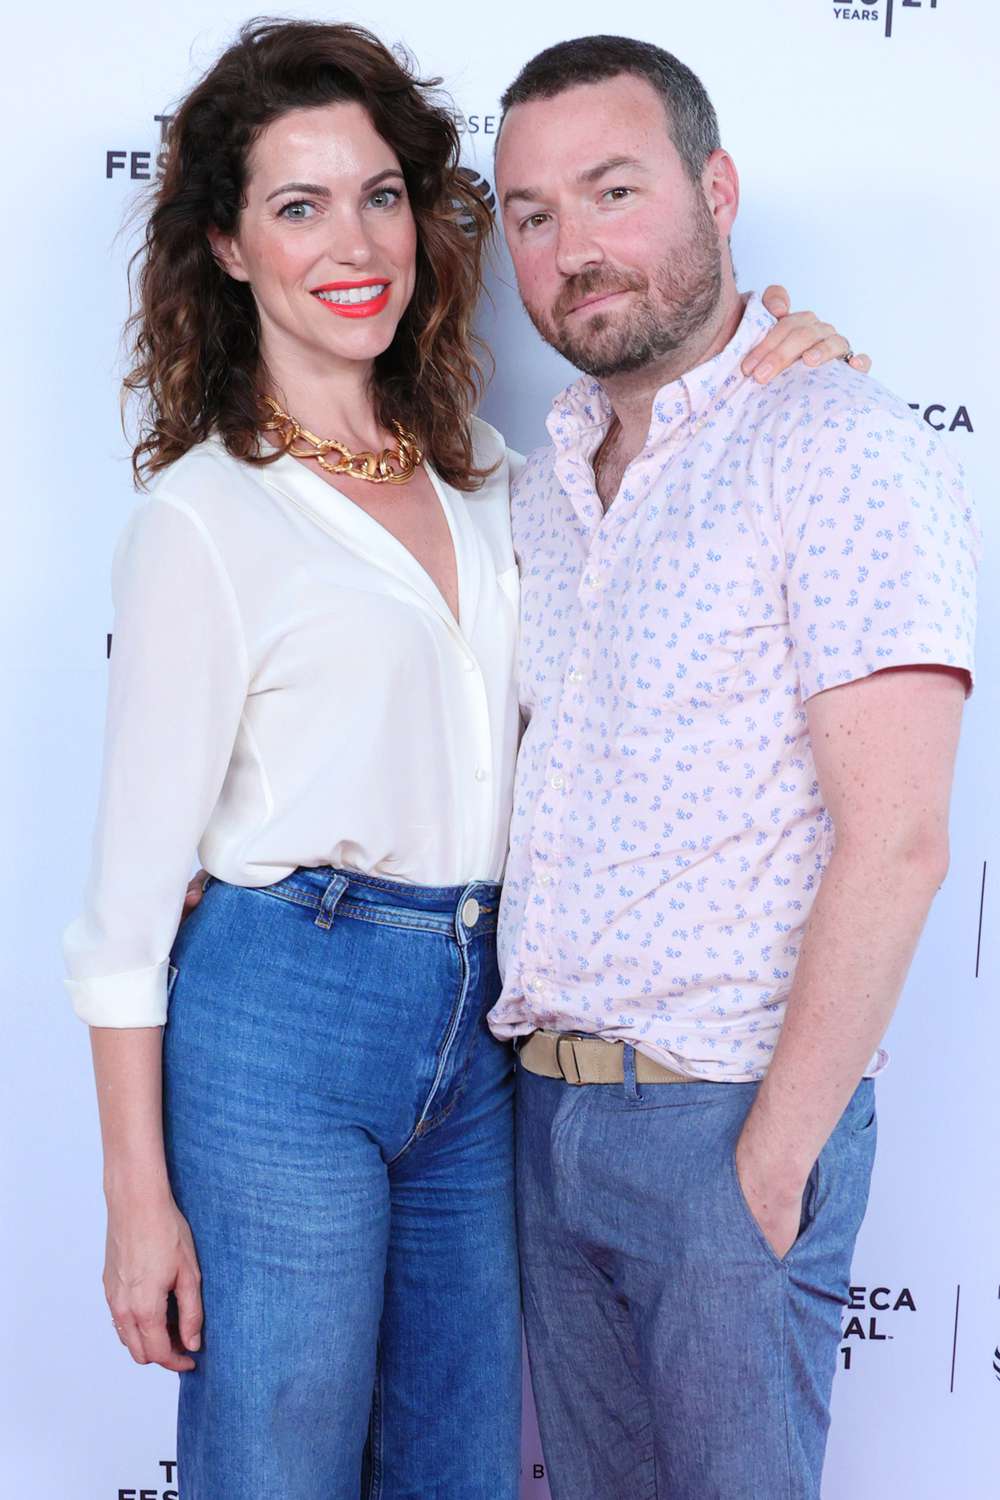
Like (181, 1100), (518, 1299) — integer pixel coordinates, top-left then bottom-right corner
(524, 194), (723, 380)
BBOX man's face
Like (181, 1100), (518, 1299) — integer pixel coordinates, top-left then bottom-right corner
(496, 75), (734, 378)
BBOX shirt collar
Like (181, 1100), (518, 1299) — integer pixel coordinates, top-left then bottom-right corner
(544, 290), (775, 463)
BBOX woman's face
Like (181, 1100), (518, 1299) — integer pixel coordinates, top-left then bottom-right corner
(209, 101), (419, 385)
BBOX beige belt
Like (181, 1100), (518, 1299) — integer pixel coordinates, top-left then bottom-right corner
(518, 1029), (694, 1086)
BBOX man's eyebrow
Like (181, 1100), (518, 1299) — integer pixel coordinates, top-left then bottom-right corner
(502, 184), (544, 211)
(577, 154), (644, 184)
(502, 155), (645, 211)
(264, 169), (404, 202)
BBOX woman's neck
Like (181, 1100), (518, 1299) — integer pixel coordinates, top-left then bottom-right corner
(258, 340), (386, 452)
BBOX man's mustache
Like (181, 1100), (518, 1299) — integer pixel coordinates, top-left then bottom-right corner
(553, 268), (647, 322)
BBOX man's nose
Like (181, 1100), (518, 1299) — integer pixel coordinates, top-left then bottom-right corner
(554, 216), (604, 278)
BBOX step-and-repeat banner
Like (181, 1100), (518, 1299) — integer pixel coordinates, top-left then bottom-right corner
(3, 2), (996, 1495)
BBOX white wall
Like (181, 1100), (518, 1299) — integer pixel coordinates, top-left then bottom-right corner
(3, 2), (996, 1495)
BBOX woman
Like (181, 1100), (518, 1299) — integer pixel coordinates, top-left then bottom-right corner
(63, 17), (865, 1499)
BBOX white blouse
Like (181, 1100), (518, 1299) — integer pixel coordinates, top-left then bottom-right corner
(63, 419), (522, 1028)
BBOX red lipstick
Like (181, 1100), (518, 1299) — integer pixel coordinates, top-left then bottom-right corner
(311, 278), (392, 319)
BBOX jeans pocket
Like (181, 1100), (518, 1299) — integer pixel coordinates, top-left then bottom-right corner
(727, 1143), (821, 1270)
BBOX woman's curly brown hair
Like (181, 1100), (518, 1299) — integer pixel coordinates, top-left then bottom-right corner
(124, 17), (495, 490)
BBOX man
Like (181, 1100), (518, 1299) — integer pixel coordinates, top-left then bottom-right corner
(487, 34), (978, 1499)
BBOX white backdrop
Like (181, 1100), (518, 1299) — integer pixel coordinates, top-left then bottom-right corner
(3, 2), (997, 1495)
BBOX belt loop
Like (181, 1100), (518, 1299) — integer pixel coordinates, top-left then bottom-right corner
(623, 1042), (641, 1102)
(314, 872), (349, 931)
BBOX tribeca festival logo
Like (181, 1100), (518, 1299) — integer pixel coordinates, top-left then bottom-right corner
(838, 1283), (917, 1371)
(832, 0), (939, 39)
(107, 111), (503, 183)
(106, 115), (173, 182)
(908, 402), (973, 434)
(117, 1458), (178, 1500)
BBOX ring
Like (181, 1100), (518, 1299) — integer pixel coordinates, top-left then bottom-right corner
(842, 349), (855, 363)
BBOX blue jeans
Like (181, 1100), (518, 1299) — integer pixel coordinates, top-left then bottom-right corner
(162, 867), (521, 1499)
(516, 1051), (877, 1500)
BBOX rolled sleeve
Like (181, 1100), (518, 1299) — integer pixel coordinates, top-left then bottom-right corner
(783, 415), (980, 701)
(62, 495), (247, 1027)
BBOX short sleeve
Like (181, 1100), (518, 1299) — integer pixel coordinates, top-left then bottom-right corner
(782, 416), (980, 701)
(62, 496), (248, 1026)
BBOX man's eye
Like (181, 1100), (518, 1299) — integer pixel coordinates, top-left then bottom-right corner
(278, 200), (315, 220)
(603, 187), (633, 202)
(521, 213), (550, 231)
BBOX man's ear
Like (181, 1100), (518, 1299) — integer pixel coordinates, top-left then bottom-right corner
(206, 226), (250, 283)
(701, 149), (739, 239)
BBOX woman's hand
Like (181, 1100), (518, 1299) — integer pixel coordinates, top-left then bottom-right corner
(180, 868), (209, 921)
(743, 286), (872, 384)
(104, 1187), (203, 1371)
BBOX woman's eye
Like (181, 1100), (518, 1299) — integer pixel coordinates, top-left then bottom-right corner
(278, 200), (315, 220)
(368, 187), (402, 209)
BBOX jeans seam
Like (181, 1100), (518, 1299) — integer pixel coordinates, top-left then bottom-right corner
(364, 1344), (384, 1500)
(781, 1277), (794, 1500)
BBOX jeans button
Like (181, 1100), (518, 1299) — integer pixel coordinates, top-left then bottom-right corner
(461, 897), (481, 929)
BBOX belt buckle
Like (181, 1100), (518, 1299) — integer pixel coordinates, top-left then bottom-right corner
(555, 1034), (584, 1086)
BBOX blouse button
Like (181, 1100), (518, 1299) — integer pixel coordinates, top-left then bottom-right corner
(475, 767), (489, 782)
(549, 773), (565, 791)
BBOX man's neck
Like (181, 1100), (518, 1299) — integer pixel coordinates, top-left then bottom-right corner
(599, 285), (746, 472)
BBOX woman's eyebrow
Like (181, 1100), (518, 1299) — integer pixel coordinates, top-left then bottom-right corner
(265, 181), (331, 201)
(265, 169), (404, 202)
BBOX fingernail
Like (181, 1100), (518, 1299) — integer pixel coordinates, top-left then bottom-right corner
(755, 361), (773, 382)
(743, 354), (758, 373)
(189, 1334), (201, 1350)
(804, 349), (821, 363)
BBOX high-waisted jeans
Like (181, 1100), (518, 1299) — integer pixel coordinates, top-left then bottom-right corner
(162, 866), (521, 1499)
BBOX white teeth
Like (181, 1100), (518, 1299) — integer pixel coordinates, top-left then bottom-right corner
(315, 283), (387, 306)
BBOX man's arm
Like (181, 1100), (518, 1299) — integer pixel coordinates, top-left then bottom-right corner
(735, 663), (967, 1258)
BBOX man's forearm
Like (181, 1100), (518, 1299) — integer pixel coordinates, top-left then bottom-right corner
(738, 831), (947, 1195)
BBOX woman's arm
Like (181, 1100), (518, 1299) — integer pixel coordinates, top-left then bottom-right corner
(66, 491), (248, 1369)
(91, 1026), (202, 1369)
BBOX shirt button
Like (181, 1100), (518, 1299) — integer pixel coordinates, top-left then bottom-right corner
(549, 773), (565, 791)
(463, 656), (477, 672)
(461, 897), (481, 928)
(475, 767), (489, 782)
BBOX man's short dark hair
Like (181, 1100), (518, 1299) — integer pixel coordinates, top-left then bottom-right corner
(499, 35), (721, 183)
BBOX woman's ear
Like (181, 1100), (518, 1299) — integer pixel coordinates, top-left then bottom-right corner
(206, 227), (250, 283)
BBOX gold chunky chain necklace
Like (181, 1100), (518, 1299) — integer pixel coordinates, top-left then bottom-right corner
(260, 395), (424, 484)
